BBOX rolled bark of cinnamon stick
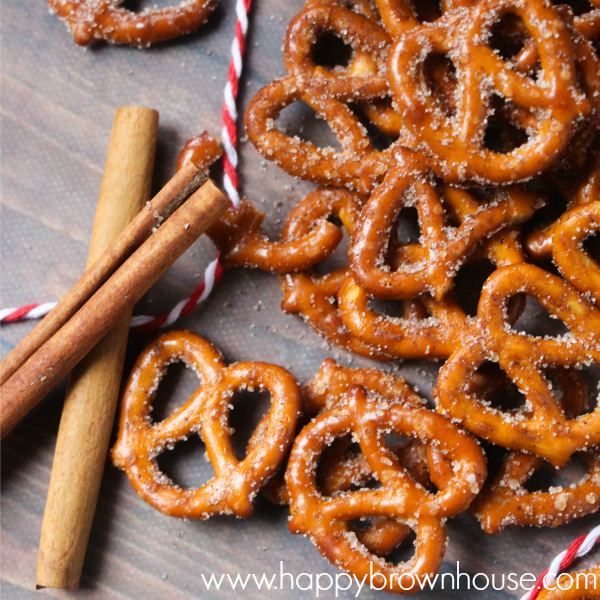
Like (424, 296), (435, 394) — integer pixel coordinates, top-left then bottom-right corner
(0, 175), (228, 439)
(36, 106), (158, 590)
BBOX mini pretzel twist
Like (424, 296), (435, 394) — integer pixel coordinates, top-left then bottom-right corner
(388, 0), (593, 184)
(350, 151), (543, 300)
(286, 384), (486, 593)
(436, 264), (600, 468)
(47, 0), (218, 46)
(245, 3), (399, 193)
(112, 331), (301, 519)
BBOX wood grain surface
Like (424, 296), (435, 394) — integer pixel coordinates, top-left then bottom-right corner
(1, 1), (599, 599)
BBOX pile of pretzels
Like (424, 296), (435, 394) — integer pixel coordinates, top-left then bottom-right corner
(113, 0), (600, 594)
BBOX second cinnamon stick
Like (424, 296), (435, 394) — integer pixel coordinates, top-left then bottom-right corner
(36, 106), (158, 590)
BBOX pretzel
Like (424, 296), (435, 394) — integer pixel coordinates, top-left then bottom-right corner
(436, 264), (600, 468)
(111, 331), (301, 519)
(337, 276), (471, 359)
(350, 152), (543, 300)
(279, 187), (392, 360)
(286, 384), (486, 593)
(261, 357), (427, 507)
(473, 448), (600, 532)
(553, 201), (600, 305)
(245, 3), (398, 193)
(47, 0), (217, 46)
(388, 0), (592, 184)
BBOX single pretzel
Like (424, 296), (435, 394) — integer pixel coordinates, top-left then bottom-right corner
(473, 448), (600, 532)
(337, 276), (471, 359)
(286, 384), (486, 593)
(245, 3), (401, 193)
(350, 152), (543, 300)
(112, 331), (301, 519)
(388, 0), (592, 184)
(436, 264), (600, 467)
(47, 0), (218, 46)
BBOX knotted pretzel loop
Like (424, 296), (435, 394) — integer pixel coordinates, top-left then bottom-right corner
(286, 385), (486, 593)
(337, 276), (470, 359)
(279, 188), (391, 360)
(436, 264), (600, 467)
(388, 0), (589, 183)
(207, 197), (343, 272)
(47, 0), (218, 46)
(245, 76), (392, 192)
(112, 332), (301, 519)
(350, 157), (542, 300)
(176, 132), (345, 273)
(284, 4), (390, 101)
(553, 201), (600, 305)
(526, 137), (600, 260)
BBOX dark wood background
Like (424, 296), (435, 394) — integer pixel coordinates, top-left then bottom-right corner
(1, 1), (599, 598)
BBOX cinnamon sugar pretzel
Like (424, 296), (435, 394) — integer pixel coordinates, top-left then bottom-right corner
(112, 331), (301, 519)
(47, 0), (218, 46)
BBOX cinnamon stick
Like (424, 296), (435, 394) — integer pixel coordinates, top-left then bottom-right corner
(0, 156), (207, 387)
(36, 106), (158, 590)
(0, 178), (229, 439)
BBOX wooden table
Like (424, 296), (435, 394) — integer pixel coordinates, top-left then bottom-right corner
(2, 1), (599, 598)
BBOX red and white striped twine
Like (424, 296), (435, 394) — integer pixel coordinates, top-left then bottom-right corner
(1, 0), (253, 332)
(521, 524), (600, 600)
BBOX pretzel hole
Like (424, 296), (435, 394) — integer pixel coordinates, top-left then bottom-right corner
(485, 381), (528, 413)
(583, 230), (600, 260)
(524, 452), (590, 493)
(544, 366), (598, 418)
(228, 388), (272, 461)
(121, 0), (182, 11)
(411, 0), (443, 23)
(422, 54), (457, 116)
(395, 206), (421, 245)
(511, 296), (572, 339)
(312, 33), (353, 69)
(453, 259), (496, 317)
(483, 112), (529, 154)
(156, 435), (216, 489)
(313, 226), (350, 276)
(150, 360), (203, 423)
(349, 104), (395, 151)
(489, 14), (528, 61)
(368, 298), (407, 319)
(381, 529), (418, 564)
(470, 362), (528, 412)
(553, 0), (595, 16)
(276, 102), (342, 150)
